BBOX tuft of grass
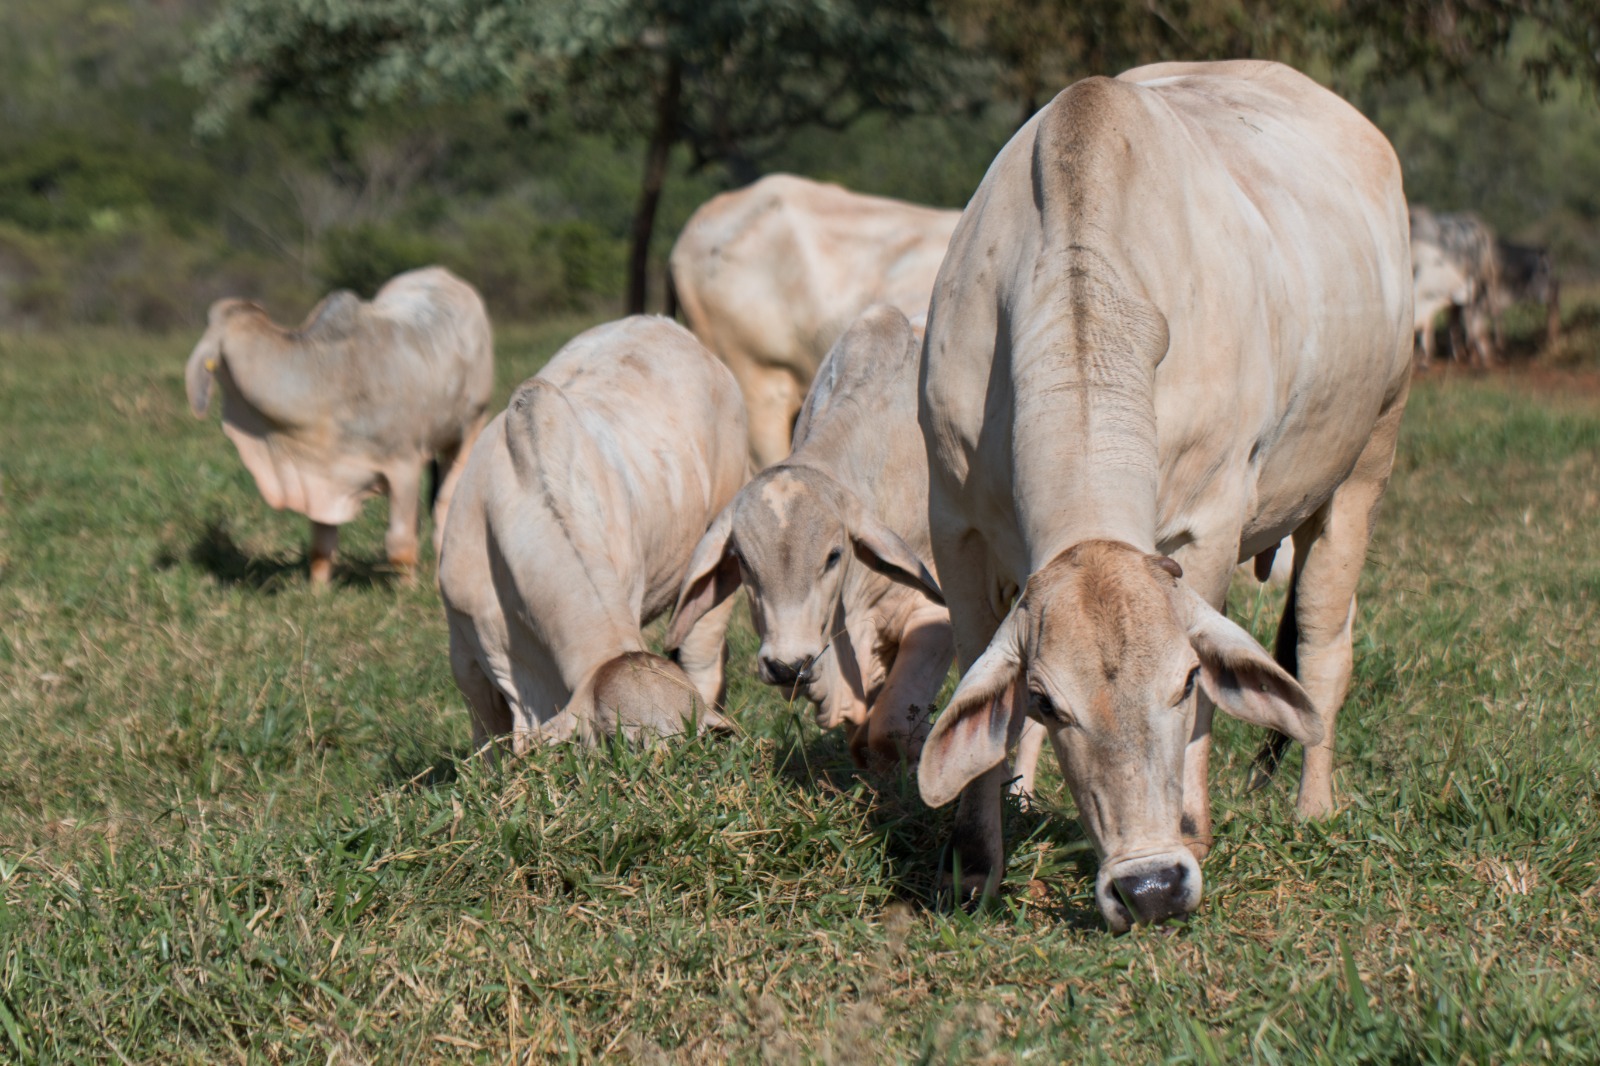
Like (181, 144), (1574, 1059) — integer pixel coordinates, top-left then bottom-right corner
(1, 325), (1598, 1061)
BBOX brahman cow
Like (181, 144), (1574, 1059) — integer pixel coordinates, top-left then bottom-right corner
(439, 317), (748, 749)
(186, 267), (493, 584)
(915, 61), (1412, 931)
(671, 174), (960, 468)
(667, 305), (950, 767)
(1411, 205), (1499, 367)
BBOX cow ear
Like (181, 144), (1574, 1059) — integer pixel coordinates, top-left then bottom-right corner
(1176, 586), (1322, 747)
(918, 605), (1026, 808)
(666, 508), (741, 652)
(185, 331), (222, 417)
(849, 507), (944, 605)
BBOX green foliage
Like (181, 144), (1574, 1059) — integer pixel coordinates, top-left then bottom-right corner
(1, 325), (1599, 1059)
(319, 224), (448, 299)
(185, 0), (976, 172)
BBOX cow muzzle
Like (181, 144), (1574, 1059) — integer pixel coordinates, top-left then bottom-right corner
(1095, 849), (1203, 933)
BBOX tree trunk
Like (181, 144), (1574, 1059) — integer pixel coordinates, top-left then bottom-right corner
(627, 61), (682, 315)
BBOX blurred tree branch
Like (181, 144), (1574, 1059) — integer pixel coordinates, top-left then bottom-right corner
(186, 0), (977, 313)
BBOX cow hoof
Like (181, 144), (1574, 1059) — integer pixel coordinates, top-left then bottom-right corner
(308, 560), (334, 587)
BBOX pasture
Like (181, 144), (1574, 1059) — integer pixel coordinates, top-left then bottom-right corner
(1, 320), (1598, 1063)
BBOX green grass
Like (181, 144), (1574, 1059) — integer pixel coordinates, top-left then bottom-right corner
(1, 322), (1598, 1063)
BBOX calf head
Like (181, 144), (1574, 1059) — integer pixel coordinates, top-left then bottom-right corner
(667, 467), (941, 729)
(548, 652), (729, 746)
(918, 540), (1320, 932)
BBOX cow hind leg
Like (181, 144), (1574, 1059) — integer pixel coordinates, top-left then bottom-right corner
(1284, 391), (1407, 820)
(740, 366), (804, 469)
(431, 414), (487, 560)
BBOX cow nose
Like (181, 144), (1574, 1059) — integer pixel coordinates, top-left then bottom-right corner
(760, 656), (808, 687)
(1113, 864), (1192, 925)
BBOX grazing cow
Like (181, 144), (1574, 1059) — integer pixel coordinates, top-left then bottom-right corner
(1410, 206), (1499, 367)
(1495, 238), (1561, 350)
(671, 174), (961, 468)
(185, 267), (493, 584)
(915, 61), (1412, 931)
(439, 317), (748, 750)
(667, 306), (951, 767)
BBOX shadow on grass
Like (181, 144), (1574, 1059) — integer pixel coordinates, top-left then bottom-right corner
(156, 518), (398, 592)
(770, 718), (1102, 926)
(383, 742), (472, 790)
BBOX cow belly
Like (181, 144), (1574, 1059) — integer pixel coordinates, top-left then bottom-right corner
(223, 423), (375, 525)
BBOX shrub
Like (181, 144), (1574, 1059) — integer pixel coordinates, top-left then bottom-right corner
(319, 224), (449, 298)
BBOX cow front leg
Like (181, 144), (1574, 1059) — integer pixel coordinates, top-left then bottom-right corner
(926, 524), (1017, 905)
(946, 758), (1013, 905)
(1165, 537), (1240, 860)
(309, 521), (338, 587)
(860, 605), (953, 769)
(384, 463), (423, 578)
(670, 593), (737, 713)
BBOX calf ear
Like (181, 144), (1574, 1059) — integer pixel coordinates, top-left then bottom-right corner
(918, 605), (1025, 808)
(1176, 587), (1323, 747)
(185, 332), (222, 417)
(666, 508), (741, 652)
(850, 508), (944, 605)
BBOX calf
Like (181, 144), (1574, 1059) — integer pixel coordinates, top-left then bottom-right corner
(186, 267), (493, 583)
(667, 306), (950, 766)
(439, 317), (748, 749)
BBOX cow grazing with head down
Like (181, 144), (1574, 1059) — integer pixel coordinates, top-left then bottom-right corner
(667, 305), (951, 767)
(185, 266), (494, 584)
(671, 174), (961, 469)
(916, 61), (1412, 931)
(439, 316), (748, 750)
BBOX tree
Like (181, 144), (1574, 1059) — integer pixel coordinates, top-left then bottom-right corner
(938, 0), (1600, 128)
(187, 0), (974, 313)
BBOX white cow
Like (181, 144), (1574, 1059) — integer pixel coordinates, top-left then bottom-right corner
(185, 267), (494, 584)
(916, 61), (1412, 931)
(439, 317), (748, 749)
(671, 174), (961, 468)
(667, 306), (951, 767)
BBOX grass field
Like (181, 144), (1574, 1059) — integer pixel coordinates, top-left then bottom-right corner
(1, 315), (1598, 1064)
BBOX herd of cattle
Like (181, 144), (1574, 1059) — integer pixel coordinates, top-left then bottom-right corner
(182, 61), (1542, 931)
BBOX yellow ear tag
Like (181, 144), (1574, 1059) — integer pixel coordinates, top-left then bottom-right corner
(205, 359), (217, 371)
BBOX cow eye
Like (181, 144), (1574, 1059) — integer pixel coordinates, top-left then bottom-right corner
(1030, 688), (1068, 724)
(824, 547), (843, 571)
(1179, 666), (1200, 704)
